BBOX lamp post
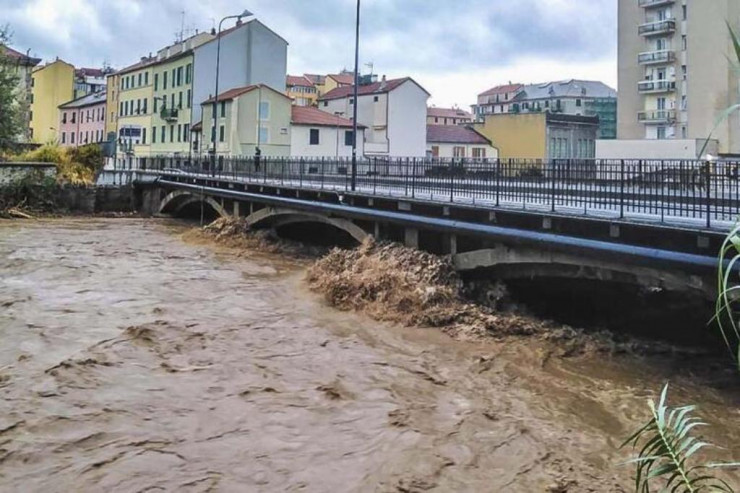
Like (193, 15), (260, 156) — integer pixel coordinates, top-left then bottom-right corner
(351, 0), (361, 191)
(212, 9), (253, 172)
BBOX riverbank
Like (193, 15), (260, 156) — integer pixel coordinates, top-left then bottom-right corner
(1, 218), (738, 491)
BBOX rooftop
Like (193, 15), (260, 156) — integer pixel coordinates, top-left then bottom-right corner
(428, 107), (473, 119)
(479, 83), (523, 97)
(59, 90), (107, 109)
(319, 77), (430, 101)
(201, 84), (290, 105)
(0, 45), (41, 66)
(427, 125), (491, 145)
(291, 106), (364, 128)
(328, 73), (355, 86)
(287, 75), (315, 88)
(515, 79), (617, 101)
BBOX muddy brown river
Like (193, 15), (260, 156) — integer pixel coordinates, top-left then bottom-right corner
(0, 218), (738, 492)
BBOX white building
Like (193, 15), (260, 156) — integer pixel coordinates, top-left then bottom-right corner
(290, 106), (365, 157)
(318, 76), (430, 157)
(191, 18), (288, 127)
(426, 125), (498, 159)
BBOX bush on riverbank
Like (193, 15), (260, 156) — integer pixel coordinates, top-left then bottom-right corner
(11, 143), (104, 185)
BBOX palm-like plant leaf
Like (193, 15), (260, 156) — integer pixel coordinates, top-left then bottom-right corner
(714, 221), (740, 370)
(622, 385), (737, 492)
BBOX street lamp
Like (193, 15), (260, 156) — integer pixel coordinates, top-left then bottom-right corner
(351, 0), (360, 191)
(212, 9), (253, 171)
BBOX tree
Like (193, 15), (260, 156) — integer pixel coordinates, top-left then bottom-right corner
(0, 25), (22, 150)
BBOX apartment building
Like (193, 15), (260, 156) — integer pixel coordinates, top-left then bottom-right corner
(115, 57), (157, 159)
(29, 59), (76, 144)
(473, 80), (617, 139)
(0, 45), (41, 143)
(74, 67), (108, 98)
(427, 107), (473, 126)
(290, 106), (365, 157)
(58, 91), (107, 147)
(194, 84), (291, 157)
(426, 125), (497, 159)
(318, 76), (430, 157)
(618, 0), (740, 153)
(286, 75), (318, 106)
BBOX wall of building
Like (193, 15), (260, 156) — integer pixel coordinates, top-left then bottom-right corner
(473, 113), (547, 159)
(30, 60), (75, 144)
(321, 92), (391, 155)
(117, 65), (154, 157)
(105, 73), (119, 139)
(546, 121), (598, 159)
(59, 101), (107, 147)
(291, 125), (365, 157)
(150, 53), (194, 156)
(426, 142), (498, 159)
(191, 20), (288, 125)
(387, 81), (429, 157)
(595, 138), (718, 159)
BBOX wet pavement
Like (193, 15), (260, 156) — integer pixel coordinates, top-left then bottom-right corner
(0, 218), (737, 492)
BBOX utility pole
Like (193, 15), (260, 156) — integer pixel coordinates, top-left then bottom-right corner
(351, 0), (361, 191)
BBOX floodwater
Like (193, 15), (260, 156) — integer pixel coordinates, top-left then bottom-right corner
(0, 218), (738, 492)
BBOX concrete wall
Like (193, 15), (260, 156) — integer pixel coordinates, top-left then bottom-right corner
(0, 163), (56, 185)
(388, 81), (429, 157)
(291, 125), (365, 157)
(191, 19), (288, 125)
(596, 138), (719, 159)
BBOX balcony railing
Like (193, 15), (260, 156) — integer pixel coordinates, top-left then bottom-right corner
(638, 0), (675, 8)
(638, 19), (676, 36)
(161, 108), (179, 122)
(638, 50), (675, 65)
(637, 79), (676, 93)
(638, 109), (676, 123)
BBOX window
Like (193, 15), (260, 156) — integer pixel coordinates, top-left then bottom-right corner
(682, 5), (687, 20)
(137, 99), (141, 114)
(61, 132), (66, 144)
(62, 112), (67, 124)
(177, 67), (183, 86)
(170, 125), (174, 143)
(309, 128), (320, 145)
(154, 98), (158, 113)
(161, 126), (166, 143)
(682, 35), (687, 51)
(172, 68), (176, 87)
(154, 73), (159, 91)
(259, 101), (270, 120)
(576, 99), (582, 107)
(259, 126), (269, 144)
(71, 132), (75, 144)
(170, 93), (175, 109)
(682, 126), (687, 138)
(145, 72), (149, 85)
(111, 111), (114, 123)
(345, 130), (354, 146)
(219, 125), (225, 142)
(143, 98), (148, 114)
(152, 127), (157, 144)
(163, 71), (168, 90)
(323, 101), (328, 107)
(657, 126), (667, 140)
(177, 124), (182, 142)
(138, 73), (142, 86)
(184, 124), (190, 142)
(178, 91), (183, 109)
(142, 128), (147, 144)
(374, 96), (379, 102)
(349, 98), (354, 105)
(453, 146), (466, 158)
(431, 145), (439, 158)
(434, 117), (439, 123)
(187, 89), (191, 108)
(185, 64), (192, 84)
(71, 112), (76, 124)
(220, 101), (226, 118)
(472, 148), (486, 159)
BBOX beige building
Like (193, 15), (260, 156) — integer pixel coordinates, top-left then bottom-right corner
(194, 84), (291, 157)
(618, 0), (740, 154)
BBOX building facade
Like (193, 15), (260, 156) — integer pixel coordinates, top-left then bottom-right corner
(195, 84), (291, 157)
(427, 107), (473, 126)
(319, 76), (430, 157)
(0, 45), (41, 143)
(58, 91), (107, 147)
(191, 18), (288, 127)
(29, 59), (76, 144)
(150, 52), (197, 156)
(618, 0), (740, 153)
(286, 75), (318, 106)
(115, 58), (157, 159)
(473, 112), (599, 160)
(290, 106), (365, 157)
(473, 80), (617, 139)
(426, 125), (497, 159)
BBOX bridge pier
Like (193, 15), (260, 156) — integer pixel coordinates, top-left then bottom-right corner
(446, 234), (458, 255)
(405, 228), (419, 249)
(233, 201), (241, 217)
(374, 222), (381, 241)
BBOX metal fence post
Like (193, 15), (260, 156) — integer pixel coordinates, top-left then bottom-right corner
(496, 158), (501, 207)
(551, 160), (557, 212)
(620, 159), (625, 219)
(705, 160), (712, 229)
(449, 159), (455, 203)
(412, 157), (417, 199)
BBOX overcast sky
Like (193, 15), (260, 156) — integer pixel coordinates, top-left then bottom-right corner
(2, 0), (617, 109)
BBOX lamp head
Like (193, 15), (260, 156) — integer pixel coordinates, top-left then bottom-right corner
(239, 9), (253, 18)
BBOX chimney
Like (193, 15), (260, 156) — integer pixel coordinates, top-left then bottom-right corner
(236, 19), (243, 26)
(210, 27), (216, 35)
(379, 75), (387, 91)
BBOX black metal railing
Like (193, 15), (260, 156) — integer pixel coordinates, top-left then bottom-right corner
(135, 156), (740, 229)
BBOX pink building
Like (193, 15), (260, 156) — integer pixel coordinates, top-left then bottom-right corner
(58, 91), (107, 147)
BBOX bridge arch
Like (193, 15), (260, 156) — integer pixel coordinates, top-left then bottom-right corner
(158, 190), (228, 218)
(246, 207), (369, 244)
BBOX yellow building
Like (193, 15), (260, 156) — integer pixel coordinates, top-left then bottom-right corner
(322, 73), (354, 94)
(30, 59), (75, 143)
(105, 72), (120, 139)
(115, 58), (156, 162)
(472, 112), (599, 161)
(150, 52), (195, 156)
(195, 84), (291, 157)
(286, 75), (318, 107)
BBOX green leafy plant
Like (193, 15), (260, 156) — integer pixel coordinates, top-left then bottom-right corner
(622, 385), (738, 492)
(715, 223), (740, 370)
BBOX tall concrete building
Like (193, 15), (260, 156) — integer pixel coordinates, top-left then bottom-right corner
(618, 0), (740, 154)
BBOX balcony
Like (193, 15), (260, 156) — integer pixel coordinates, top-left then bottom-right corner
(638, 109), (676, 123)
(638, 19), (676, 36)
(638, 50), (675, 65)
(638, 0), (675, 8)
(637, 79), (676, 93)
(160, 107), (178, 122)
